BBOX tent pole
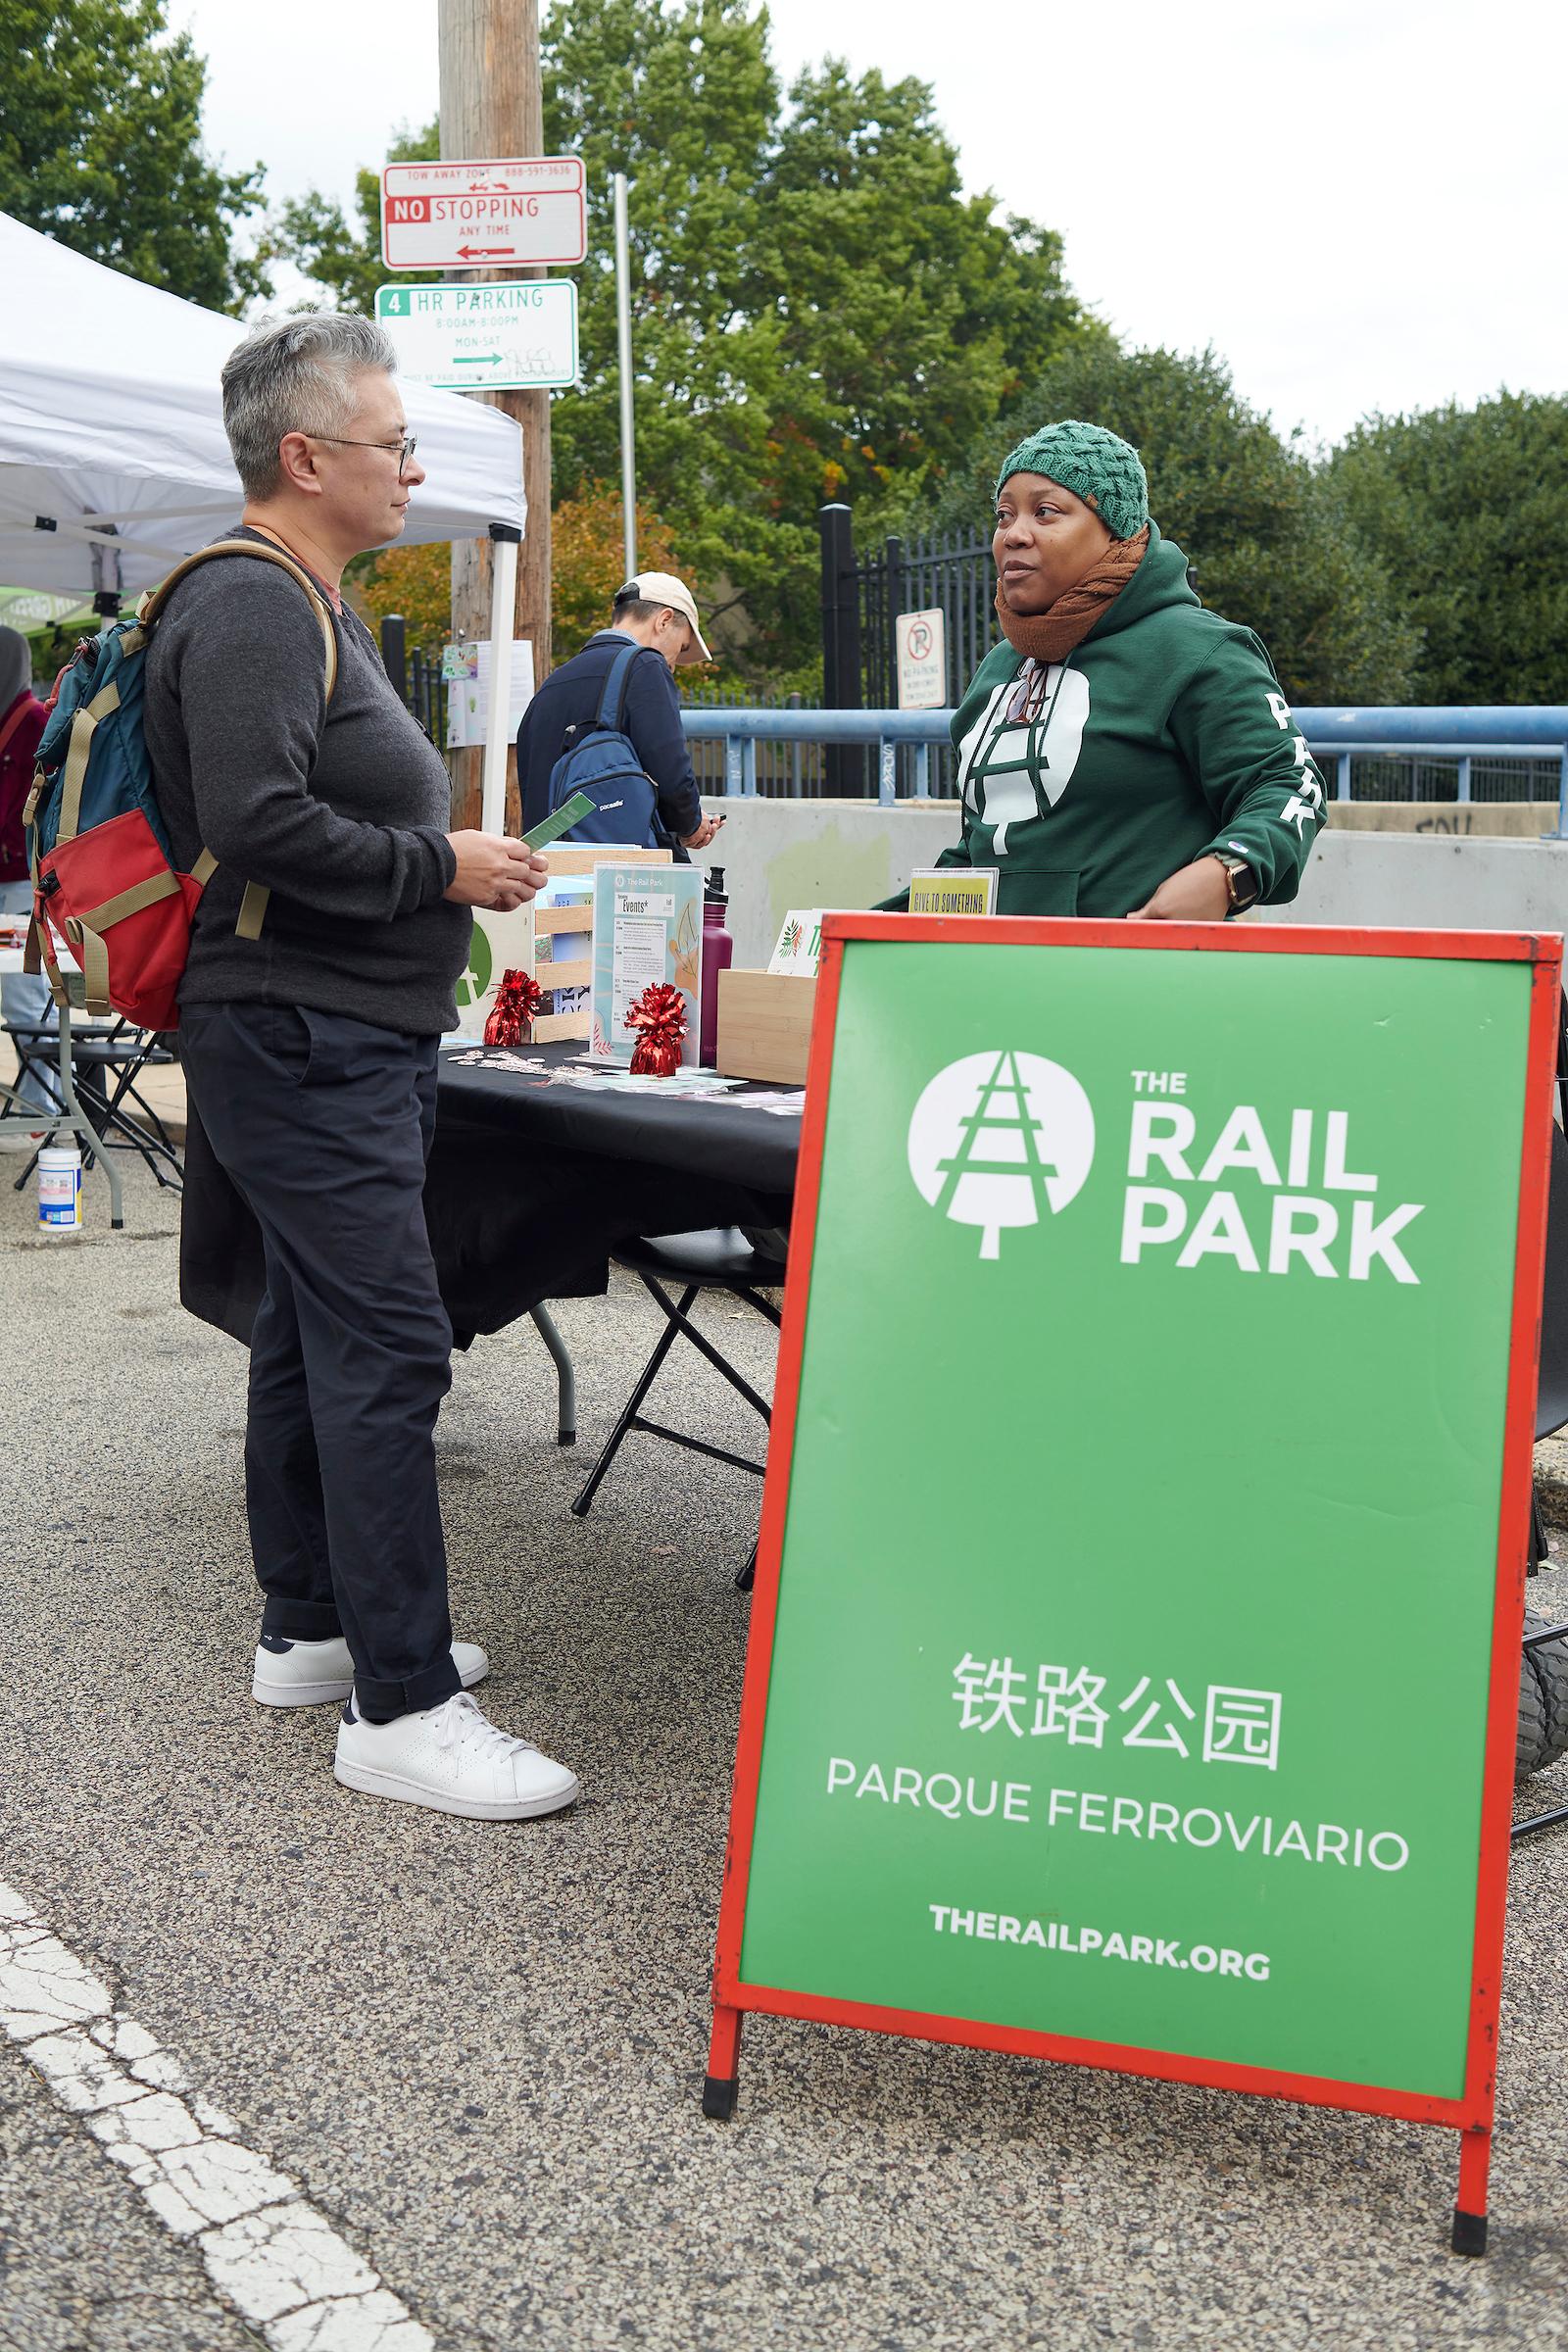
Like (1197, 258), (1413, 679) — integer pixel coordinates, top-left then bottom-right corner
(481, 523), (520, 835)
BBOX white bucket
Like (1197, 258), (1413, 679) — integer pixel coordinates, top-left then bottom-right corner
(37, 1143), (82, 1232)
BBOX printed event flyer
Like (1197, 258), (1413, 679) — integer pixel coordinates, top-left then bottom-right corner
(589, 863), (704, 1064)
(727, 931), (1543, 2103)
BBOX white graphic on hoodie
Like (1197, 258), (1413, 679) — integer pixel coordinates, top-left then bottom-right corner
(956, 665), (1092, 853)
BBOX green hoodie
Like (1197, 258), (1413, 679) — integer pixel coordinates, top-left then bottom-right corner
(908, 524), (1326, 917)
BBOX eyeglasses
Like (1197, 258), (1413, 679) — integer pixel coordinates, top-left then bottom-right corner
(306, 433), (418, 479)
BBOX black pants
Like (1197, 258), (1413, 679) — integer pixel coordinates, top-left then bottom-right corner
(179, 1004), (461, 1722)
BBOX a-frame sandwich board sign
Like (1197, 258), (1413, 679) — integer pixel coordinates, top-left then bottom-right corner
(705, 915), (1561, 2255)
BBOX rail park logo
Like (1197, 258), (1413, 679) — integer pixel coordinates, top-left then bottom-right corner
(906, 1051), (1096, 1261)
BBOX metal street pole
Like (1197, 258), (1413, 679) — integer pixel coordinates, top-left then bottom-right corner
(614, 172), (636, 579)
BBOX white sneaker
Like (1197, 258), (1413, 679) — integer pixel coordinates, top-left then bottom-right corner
(252, 1634), (488, 1709)
(0, 1127), (49, 1154)
(334, 1690), (580, 1821)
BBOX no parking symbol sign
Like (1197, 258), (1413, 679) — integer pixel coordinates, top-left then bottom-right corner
(896, 608), (947, 710)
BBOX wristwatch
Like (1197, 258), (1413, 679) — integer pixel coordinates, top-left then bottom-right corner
(1214, 853), (1259, 914)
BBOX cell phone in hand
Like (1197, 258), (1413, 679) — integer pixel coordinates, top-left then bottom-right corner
(522, 792), (596, 852)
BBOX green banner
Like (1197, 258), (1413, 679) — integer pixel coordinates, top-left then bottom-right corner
(737, 938), (1537, 2100)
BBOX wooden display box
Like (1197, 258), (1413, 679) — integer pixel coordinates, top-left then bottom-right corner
(714, 968), (816, 1085)
(532, 842), (672, 1043)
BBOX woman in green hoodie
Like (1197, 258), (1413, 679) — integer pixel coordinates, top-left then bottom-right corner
(917, 419), (1327, 920)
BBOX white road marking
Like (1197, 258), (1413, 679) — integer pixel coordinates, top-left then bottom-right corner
(0, 1879), (435, 2349)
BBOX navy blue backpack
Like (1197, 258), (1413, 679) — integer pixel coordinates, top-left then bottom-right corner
(547, 643), (662, 847)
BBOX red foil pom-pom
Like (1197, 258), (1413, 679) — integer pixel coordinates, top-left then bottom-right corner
(625, 980), (687, 1077)
(484, 966), (544, 1048)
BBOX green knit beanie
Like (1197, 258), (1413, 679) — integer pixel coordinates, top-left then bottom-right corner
(995, 419), (1150, 540)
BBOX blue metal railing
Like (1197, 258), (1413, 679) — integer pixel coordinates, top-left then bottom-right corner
(681, 704), (1568, 831)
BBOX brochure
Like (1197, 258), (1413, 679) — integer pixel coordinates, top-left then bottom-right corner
(589, 863), (704, 1064)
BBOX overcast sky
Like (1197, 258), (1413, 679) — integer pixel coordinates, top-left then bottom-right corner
(177, 0), (1566, 452)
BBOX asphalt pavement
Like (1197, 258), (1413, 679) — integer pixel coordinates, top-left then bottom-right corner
(1, 1143), (1566, 2351)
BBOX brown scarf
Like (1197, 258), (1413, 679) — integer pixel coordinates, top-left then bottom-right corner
(994, 525), (1151, 664)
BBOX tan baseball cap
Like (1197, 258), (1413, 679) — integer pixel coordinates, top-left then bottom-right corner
(622, 570), (712, 663)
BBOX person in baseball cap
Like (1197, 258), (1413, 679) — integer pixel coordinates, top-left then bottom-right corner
(614, 571), (713, 664)
(516, 568), (722, 851)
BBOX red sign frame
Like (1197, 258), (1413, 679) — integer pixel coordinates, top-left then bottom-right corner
(705, 916), (1563, 2257)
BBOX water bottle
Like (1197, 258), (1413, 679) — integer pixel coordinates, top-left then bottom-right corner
(698, 867), (734, 1068)
(37, 1142), (82, 1233)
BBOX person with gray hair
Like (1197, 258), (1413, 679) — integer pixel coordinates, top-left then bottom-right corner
(146, 312), (579, 1821)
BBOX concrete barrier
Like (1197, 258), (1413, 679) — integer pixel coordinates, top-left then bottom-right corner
(699, 797), (1568, 969)
(1327, 803), (1560, 838)
(701, 798), (956, 967)
(1274, 826), (1568, 935)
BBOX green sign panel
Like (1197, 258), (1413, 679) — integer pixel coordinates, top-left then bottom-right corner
(710, 923), (1555, 2227)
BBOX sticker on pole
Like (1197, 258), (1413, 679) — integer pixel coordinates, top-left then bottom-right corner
(380, 157), (587, 271)
(376, 282), (578, 392)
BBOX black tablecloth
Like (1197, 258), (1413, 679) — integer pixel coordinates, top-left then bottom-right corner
(179, 1043), (802, 1348)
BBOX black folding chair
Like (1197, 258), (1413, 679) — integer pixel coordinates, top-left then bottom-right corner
(0, 1015), (65, 1125)
(570, 1227), (786, 1590)
(6, 1017), (182, 1194)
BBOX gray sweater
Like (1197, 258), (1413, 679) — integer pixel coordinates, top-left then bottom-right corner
(145, 530), (467, 1036)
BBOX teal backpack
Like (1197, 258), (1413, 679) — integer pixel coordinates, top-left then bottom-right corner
(26, 541), (335, 1027)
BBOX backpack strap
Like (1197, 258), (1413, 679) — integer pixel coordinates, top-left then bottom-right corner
(62, 870), (185, 1018)
(53, 676), (124, 845)
(138, 539), (340, 945)
(595, 642), (643, 734)
(138, 539), (339, 702)
(0, 699), (30, 763)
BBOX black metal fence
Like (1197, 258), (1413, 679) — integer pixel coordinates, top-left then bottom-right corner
(855, 529), (995, 717)
(408, 647), (449, 748)
(378, 615), (449, 750)
(817, 502), (993, 796)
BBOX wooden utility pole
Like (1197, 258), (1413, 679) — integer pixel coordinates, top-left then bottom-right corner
(439, 0), (552, 831)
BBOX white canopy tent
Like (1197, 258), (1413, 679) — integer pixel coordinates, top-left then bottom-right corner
(0, 213), (526, 824)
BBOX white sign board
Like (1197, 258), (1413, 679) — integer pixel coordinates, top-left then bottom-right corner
(767, 909), (841, 978)
(895, 607), (948, 710)
(380, 156), (587, 271)
(446, 639), (538, 748)
(376, 282), (578, 391)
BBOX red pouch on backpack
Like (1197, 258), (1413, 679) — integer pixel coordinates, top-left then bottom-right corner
(35, 809), (205, 1033)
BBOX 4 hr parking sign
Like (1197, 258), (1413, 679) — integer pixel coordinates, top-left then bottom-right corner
(705, 915), (1561, 2255)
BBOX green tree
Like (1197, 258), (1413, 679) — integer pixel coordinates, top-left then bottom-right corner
(274, 0), (1087, 681)
(541, 0), (800, 667)
(272, 119), (441, 317)
(754, 63), (1081, 523)
(544, 4), (1084, 670)
(929, 342), (1418, 705)
(0, 0), (268, 313)
(1326, 393), (1568, 704)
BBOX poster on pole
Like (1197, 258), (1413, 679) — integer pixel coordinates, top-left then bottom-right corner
(705, 914), (1560, 2252)
(443, 639), (537, 747)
